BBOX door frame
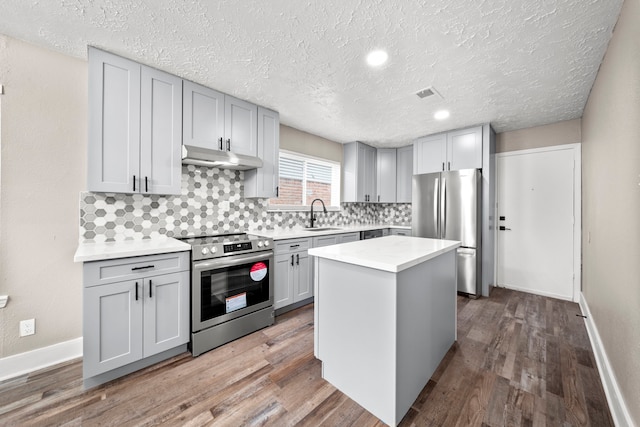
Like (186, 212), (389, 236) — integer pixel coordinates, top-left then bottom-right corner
(494, 143), (582, 302)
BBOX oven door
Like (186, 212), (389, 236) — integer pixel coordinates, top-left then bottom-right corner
(192, 251), (273, 332)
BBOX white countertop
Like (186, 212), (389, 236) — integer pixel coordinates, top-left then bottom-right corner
(308, 236), (460, 273)
(74, 237), (191, 263)
(250, 224), (410, 240)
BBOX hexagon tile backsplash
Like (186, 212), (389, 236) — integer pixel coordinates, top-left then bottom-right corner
(79, 165), (411, 243)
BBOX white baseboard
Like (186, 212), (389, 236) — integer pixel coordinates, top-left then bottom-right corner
(579, 293), (635, 427)
(0, 337), (83, 382)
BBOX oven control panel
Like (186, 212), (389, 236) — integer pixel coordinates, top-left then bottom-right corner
(224, 242), (252, 253)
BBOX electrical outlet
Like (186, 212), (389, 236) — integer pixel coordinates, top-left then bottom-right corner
(20, 319), (35, 337)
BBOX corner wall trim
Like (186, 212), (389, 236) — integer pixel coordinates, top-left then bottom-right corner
(579, 293), (635, 427)
(0, 337), (83, 382)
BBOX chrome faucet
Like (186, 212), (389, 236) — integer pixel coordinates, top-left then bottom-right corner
(309, 198), (327, 228)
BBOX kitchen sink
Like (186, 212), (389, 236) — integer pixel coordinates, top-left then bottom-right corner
(303, 227), (342, 232)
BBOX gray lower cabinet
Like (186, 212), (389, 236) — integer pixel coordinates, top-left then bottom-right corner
(88, 47), (182, 195)
(83, 252), (189, 382)
(390, 228), (411, 236)
(274, 238), (311, 310)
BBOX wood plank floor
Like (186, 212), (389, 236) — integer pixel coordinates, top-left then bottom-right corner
(0, 287), (613, 426)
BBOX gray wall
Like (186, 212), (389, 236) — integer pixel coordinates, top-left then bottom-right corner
(581, 0), (640, 423)
(496, 118), (581, 153)
(0, 35), (87, 357)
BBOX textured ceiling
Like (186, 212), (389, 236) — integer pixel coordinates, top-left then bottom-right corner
(0, 0), (624, 147)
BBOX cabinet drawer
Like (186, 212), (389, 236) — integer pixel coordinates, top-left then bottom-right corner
(275, 238), (311, 254)
(84, 251), (190, 287)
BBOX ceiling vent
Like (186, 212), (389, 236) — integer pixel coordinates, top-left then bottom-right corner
(416, 86), (442, 99)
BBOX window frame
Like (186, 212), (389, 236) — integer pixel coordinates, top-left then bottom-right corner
(267, 150), (341, 212)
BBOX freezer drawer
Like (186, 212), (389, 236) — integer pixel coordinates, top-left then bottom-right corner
(457, 248), (480, 296)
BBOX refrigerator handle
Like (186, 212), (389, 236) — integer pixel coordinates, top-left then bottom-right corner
(440, 178), (447, 239)
(434, 177), (440, 237)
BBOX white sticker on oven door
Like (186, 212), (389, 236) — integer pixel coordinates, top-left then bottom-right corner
(250, 262), (268, 281)
(226, 292), (247, 313)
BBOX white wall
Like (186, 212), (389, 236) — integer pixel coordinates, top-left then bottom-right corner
(0, 35), (87, 358)
(581, 0), (640, 424)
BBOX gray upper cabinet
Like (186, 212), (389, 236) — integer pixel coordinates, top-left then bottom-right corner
(376, 148), (397, 203)
(413, 133), (447, 174)
(88, 47), (182, 195)
(182, 80), (225, 150)
(447, 126), (483, 171)
(140, 67), (183, 195)
(344, 141), (377, 202)
(414, 126), (483, 174)
(183, 82), (258, 158)
(245, 107), (280, 198)
(396, 145), (413, 203)
(225, 96), (258, 156)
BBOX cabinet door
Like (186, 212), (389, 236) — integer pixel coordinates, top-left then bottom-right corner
(224, 95), (258, 157)
(88, 48), (141, 193)
(312, 235), (339, 248)
(414, 134), (446, 174)
(376, 148), (397, 203)
(396, 145), (413, 203)
(338, 232), (360, 243)
(293, 251), (312, 301)
(245, 107), (280, 198)
(140, 67), (183, 195)
(274, 253), (294, 309)
(142, 272), (189, 357)
(182, 80), (225, 151)
(83, 280), (143, 377)
(356, 143), (377, 202)
(447, 126), (483, 171)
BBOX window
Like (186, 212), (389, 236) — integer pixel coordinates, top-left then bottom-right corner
(268, 150), (340, 210)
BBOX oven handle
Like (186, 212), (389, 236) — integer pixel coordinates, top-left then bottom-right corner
(193, 251), (273, 271)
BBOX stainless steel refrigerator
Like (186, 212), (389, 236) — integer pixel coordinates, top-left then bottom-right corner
(411, 169), (482, 297)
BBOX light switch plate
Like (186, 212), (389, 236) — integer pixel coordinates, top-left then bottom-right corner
(0, 295), (8, 308)
(20, 319), (35, 337)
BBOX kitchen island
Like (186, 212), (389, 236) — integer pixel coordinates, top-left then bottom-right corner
(308, 235), (460, 427)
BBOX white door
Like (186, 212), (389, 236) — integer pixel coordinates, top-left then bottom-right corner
(496, 145), (580, 301)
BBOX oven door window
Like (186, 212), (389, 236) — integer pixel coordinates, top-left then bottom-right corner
(200, 260), (270, 322)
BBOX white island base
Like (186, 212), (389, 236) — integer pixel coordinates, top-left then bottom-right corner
(310, 236), (459, 427)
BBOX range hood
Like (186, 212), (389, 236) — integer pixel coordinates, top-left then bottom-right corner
(181, 144), (263, 170)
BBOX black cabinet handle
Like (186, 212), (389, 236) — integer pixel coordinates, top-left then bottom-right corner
(448, 161), (451, 170)
(145, 176), (148, 192)
(226, 139), (231, 151)
(442, 162), (445, 171)
(291, 254), (294, 266)
(149, 279), (153, 298)
(133, 175), (136, 192)
(131, 265), (155, 271)
(276, 186), (279, 197)
(378, 195), (380, 202)
(296, 254), (299, 265)
(499, 226), (512, 231)
(135, 282), (139, 301)
(219, 137), (223, 150)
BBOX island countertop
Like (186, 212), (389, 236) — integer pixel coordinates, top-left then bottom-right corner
(308, 235), (460, 273)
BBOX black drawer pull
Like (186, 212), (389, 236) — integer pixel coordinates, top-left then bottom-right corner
(131, 265), (155, 271)
(149, 279), (153, 298)
(135, 282), (139, 301)
(296, 254), (299, 265)
(291, 254), (294, 266)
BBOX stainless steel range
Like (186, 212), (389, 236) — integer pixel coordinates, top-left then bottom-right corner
(178, 232), (274, 356)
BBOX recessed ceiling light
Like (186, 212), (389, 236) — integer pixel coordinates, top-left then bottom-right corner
(366, 50), (388, 67)
(434, 110), (450, 120)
